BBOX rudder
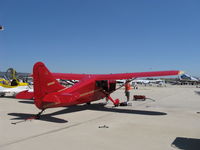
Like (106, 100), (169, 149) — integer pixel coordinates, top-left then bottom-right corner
(33, 62), (65, 109)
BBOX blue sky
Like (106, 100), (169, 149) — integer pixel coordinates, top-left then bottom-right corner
(0, 0), (200, 76)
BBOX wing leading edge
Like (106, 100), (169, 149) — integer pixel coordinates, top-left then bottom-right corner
(94, 70), (183, 80)
(52, 71), (183, 80)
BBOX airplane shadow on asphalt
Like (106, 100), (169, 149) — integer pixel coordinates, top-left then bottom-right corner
(194, 91), (200, 95)
(18, 100), (34, 104)
(8, 103), (167, 124)
(171, 137), (200, 150)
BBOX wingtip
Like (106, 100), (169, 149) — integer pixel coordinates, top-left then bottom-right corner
(178, 71), (184, 75)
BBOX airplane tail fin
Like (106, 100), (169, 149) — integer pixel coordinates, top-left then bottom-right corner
(33, 62), (65, 109)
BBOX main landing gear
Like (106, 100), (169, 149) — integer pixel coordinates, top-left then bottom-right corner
(101, 90), (120, 107)
(106, 95), (120, 107)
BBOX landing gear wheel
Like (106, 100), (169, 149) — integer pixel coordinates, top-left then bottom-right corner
(87, 102), (91, 105)
(0, 94), (5, 97)
(114, 99), (120, 107)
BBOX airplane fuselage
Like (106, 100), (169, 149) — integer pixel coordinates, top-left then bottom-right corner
(36, 76), (116, 109)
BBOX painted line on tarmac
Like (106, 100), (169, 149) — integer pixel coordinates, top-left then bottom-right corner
(0, 113), (112, 148)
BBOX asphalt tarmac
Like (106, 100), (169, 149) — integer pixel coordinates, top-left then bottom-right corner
(0, 85), (200, 150)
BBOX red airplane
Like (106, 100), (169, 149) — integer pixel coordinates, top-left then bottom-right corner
(31, 62), (182, 118)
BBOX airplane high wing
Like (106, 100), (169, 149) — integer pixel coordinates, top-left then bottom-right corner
(29, 62), (182, 119)
(52, 73), (87, 80)
(52, 71), (182, 81)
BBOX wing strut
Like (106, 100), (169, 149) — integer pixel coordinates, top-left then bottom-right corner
(115, 78), (136, 92)
(101, 78), (136, 106)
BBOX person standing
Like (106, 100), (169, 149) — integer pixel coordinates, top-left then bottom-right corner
(125, 80), (131, 102)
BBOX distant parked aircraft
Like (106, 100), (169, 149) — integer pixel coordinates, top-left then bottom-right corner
(0, 25), (4, 31)
(179, 74), (199, 81)
(0, 68), (31, 97)
(118, 79), (165, 86)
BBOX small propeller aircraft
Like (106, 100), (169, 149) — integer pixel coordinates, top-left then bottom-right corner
(0, 68), (31, 97)
(30, 62), (183, 118)
(0, 25), (4, 31)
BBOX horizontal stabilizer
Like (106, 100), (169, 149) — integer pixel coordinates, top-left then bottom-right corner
(15, 90), (34, 99)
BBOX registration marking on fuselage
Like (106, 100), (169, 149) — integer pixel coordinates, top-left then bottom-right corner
(47, 81), (55, 86)
(80, 89), (102, 97)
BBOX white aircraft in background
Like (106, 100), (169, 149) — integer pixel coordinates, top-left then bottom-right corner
(133, 79), (165, 86)
(179, 74), (199, 81)
(0, 68), (32, 97)
(0, 85), (32, 97)
(117, 78), (166, 87)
